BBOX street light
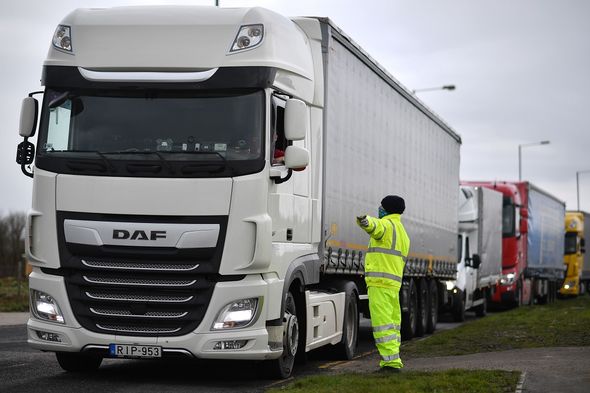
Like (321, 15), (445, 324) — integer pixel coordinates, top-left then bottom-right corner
(576, 170), (590, 211)
(412, 85), (456, 94)
(518, 140), (550, 181)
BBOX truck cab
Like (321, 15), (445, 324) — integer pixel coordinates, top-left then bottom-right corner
(462, 181), (531, 306)
(560, 211), (586, 296)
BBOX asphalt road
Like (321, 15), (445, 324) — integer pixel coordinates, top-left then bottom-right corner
(0, 316), (470, 393)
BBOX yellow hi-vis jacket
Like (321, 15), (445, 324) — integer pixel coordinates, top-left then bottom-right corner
(357, 214), (410, 290)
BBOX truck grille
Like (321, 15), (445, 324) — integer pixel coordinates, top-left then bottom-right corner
(57, 212), (229, 337)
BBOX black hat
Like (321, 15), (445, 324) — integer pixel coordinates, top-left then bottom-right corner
(381, 195), (405, 214)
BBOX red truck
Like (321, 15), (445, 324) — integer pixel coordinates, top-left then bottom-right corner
(462, 181), (565, 307)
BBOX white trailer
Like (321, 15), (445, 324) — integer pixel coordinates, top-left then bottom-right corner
(448, 185), (502, 320)
(15, 6), (460, 379)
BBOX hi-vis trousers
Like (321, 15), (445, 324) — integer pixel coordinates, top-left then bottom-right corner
(368, 286), (403, 369)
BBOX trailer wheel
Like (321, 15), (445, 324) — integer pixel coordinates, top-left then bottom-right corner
(474, 289), (487, 317)
(452, 289), (465, 322)
(267, 291), (299, 379)
(334, 281), (359, 359)
(56, 352), (102, 372)
(426, 279), (438, 334)
(415, 278), (428, 337)
(401, 278), (417, 340)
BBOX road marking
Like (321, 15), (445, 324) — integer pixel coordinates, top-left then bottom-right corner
(264, 376), (294, 389)
(4, 363), (27, 369)
(318, 350), (377, 370)
(515, 371), (526, 393)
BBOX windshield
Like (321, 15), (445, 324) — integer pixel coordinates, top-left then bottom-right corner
(565, 232), (578, 254)
(36, 89), (265, 177)
(502, 197), (516, 237)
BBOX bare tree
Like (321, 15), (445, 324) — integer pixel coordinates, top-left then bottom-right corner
(0, 212), (26, 277)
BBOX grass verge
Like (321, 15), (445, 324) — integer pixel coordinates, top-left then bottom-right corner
(402, 295), (590, 358)
(0, 277), (29, 312)
(269, 369), (519, 393)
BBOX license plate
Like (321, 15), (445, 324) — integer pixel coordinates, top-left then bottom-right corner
(109, 344), (162, 358)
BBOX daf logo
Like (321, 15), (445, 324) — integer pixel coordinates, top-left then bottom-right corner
(112, 229), (167, 241)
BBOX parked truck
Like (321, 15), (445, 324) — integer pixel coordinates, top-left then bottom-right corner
(560, 211), (589, 296)
(15, 6), (461, 378)
(463, 181), (565, 306)
(444, 185), (502, 320)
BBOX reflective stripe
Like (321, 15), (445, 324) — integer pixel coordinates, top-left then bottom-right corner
(372, 323), (401, 332)
(374, 333), (400, 344)
(388, 219), (397, 249)
(367, 247), (406, 259)
(381, 353), (400, 361)
(365, 271), (402, 283)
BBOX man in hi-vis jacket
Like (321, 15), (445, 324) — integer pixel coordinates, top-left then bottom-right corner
(356, 195), (410, 372)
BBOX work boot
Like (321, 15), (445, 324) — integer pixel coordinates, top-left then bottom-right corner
(378, 366), (401, 373)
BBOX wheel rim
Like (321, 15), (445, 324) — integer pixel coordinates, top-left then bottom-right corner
(285, 313), (299, 356)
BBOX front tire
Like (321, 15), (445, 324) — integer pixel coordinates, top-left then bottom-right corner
(452, 289), (465, 322)
(56, 352), (102, 372)
(334, 281), (359, 359)
(266, 291), (299, 379)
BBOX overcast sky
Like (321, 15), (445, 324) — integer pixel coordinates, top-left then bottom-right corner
(1, 0), (589, 215)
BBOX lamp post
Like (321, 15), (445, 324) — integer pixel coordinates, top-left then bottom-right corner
(412, 85), (456, 94)
(576, 170), (590, 211)
(518, 140), (550, 181)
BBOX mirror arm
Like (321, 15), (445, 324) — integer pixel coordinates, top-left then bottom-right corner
(273, 169), (293, 184)
(28, 90), (44, 98)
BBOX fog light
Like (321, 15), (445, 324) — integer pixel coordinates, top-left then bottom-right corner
(213, 340), (247, 350)
(36, 330), (62, 342)
(564, 284), (570, 290)
(30, 290), (65, 324)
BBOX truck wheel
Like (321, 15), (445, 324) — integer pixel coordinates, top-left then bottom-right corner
(452, 290), (465, 322)
(401, 278), (417, 340)
(426, 280), (438, 334)
(334, 281), (359, 359)
(267, 291), (299, 379)
(415, 278), (428, 337)
(474, 289), (487, 317)
(56, 352), (102, 372)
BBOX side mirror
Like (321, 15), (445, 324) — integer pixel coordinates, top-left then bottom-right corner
(519, 217), (528, 234)
(19, 97), (39, 137)
(284, 99), (309, 141)
(471, 254), (481, 269)
(284, 145), (309, 170)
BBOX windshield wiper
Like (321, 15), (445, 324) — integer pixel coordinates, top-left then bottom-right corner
(45, 150), (116, 173)
(102, 151), (176, 174)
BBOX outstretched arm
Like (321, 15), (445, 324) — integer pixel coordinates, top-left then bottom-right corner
(356, 215), (386, 240)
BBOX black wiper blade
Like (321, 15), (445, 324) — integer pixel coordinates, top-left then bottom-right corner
(48, 150), (116, 172)
(102, 151), (175, 174)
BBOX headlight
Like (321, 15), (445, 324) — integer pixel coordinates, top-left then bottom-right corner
(212, 298), (260, 330)
(445, 281), (455, 291)
(52, 25), (72, 52)
(30, 290), (65, 324)
(563, 281), (576, 290)
(500, 273), (516, 286)
(229, 24), (264, 53)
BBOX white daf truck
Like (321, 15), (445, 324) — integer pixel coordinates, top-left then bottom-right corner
(16, 6), (461, 378)
(445, 185), (502, 320)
